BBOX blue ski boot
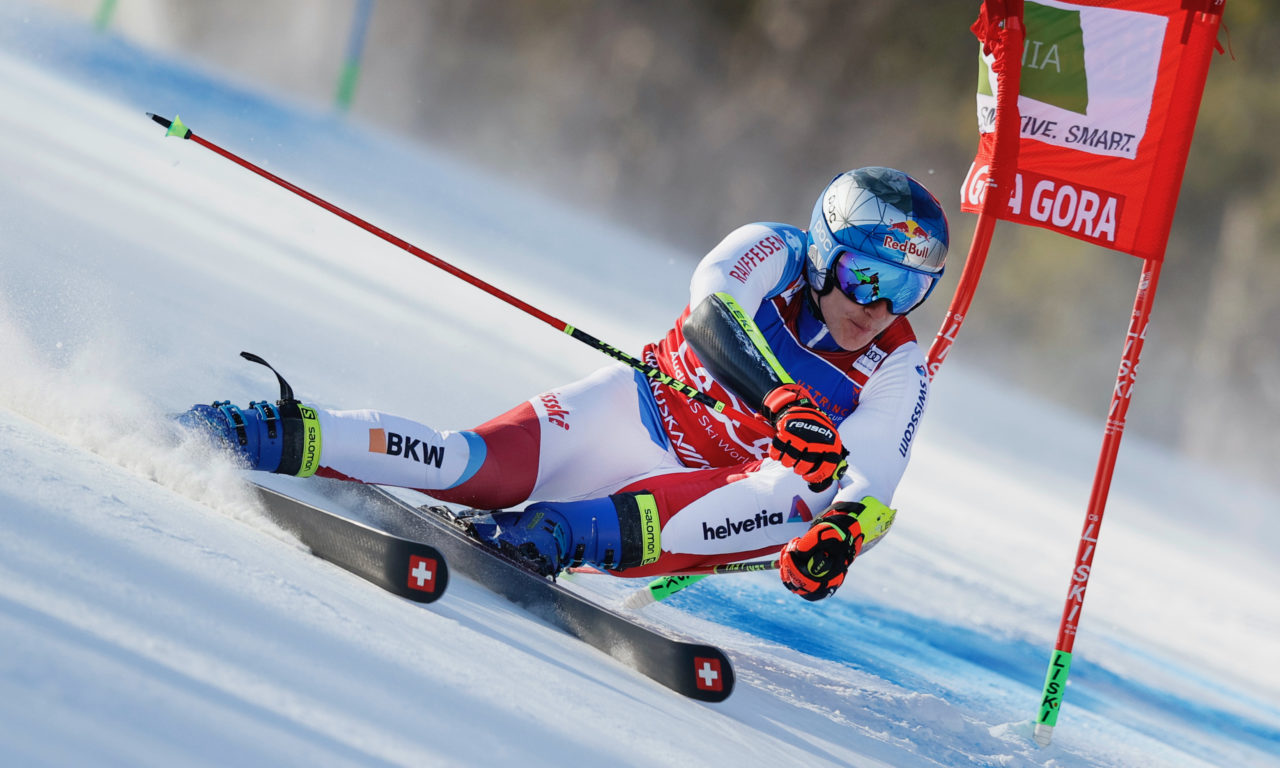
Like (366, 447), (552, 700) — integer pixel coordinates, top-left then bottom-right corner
(471, 492), (662, 576)
(178, 400), (322, 476)
(177, 352), (323, 477)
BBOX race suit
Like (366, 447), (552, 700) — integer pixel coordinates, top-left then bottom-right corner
(310, 222), (932, 575)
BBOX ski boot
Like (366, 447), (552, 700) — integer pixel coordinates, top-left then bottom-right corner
(177, 352), (323, 477)
(469, 492), (662, 577)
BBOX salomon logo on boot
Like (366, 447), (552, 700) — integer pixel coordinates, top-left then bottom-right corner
(179, 400), (322, 477)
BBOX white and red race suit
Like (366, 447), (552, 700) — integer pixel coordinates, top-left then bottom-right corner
(311, 222), (932, 575)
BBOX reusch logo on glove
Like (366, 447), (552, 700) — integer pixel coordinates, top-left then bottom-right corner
(788, 419), (835, 440)
(368, 428), (446, 468)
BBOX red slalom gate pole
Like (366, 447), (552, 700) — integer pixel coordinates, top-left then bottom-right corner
(147, 113), (774, 439)
(926, 210), (997, 378)
(925, 4), (1022, 379)
(1033, 256), (1164, 746)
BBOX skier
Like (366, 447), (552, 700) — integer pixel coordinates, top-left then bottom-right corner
(183, 167), (949, 601)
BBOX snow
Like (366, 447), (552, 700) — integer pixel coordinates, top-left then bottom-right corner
(2, 7), (1278, 767)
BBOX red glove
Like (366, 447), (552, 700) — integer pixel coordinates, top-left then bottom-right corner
(779, 502), (867, 601)
(762, 383), (848, 491)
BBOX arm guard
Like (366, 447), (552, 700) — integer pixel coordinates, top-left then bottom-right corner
(683, 292), (793, 415)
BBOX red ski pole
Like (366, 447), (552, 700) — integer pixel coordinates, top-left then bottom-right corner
(148, 113), (774, 439)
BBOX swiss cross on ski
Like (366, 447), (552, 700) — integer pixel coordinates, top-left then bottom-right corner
(408, 555), (439, 592)
(695, 657), (723, 692)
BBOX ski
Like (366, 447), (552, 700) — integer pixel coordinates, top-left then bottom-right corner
(321, 481), (736, 702)
(250, 483), (449, 603)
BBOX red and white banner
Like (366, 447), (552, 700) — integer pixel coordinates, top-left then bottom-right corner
(960, 0), (1224, 259)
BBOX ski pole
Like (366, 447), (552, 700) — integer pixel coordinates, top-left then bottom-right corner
(622, 575), (708, 609)
(619, 559), (781, 610)
(566, 560), (777, 610)
(570, 558), (779, 579)
(147, 113), (774, 439)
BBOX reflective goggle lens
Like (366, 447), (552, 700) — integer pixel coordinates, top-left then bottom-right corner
(831, 249), (936, 315)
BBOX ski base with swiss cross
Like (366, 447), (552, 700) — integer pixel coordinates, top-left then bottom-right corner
(256, 477), (736, 703)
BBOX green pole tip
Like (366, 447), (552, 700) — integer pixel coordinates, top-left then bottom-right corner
(166, 114), (190, 138)
(148, 112), (190, 139)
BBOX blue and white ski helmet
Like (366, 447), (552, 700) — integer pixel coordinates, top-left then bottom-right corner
(807, 167), (950, 309)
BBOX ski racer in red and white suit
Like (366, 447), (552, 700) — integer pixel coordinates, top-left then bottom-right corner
(186, 168), (949, 600)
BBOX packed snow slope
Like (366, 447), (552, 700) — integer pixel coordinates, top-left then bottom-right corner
(1, 7), (1277, 767)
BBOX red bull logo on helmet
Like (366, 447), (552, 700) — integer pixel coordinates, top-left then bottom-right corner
(889, 219), (930, 239)
(883, 218), (933, 260)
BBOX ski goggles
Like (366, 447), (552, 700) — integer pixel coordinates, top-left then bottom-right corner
(830, 248), (939, 315)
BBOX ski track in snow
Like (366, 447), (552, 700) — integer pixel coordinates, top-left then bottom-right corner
(1, 5), (1278, 767)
